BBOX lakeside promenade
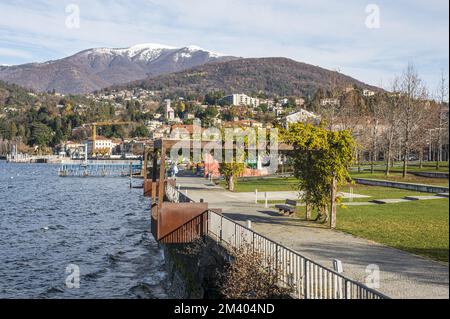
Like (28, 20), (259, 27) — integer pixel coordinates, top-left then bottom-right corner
(175, 176), (449, 299)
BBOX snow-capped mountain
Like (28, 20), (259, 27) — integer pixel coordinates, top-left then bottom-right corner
(0, 44), (237, 94)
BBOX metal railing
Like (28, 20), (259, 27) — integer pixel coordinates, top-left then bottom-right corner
(163, 184), (389, 299)
(159, 212), (208, 244)
(207, 210), (388, 299)
(165, 182), (195, 203)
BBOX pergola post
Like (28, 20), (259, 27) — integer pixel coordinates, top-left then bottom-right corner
(143, 146), (149, 179)
(151, 147), (158, 203)
(158, 144), (166, 209)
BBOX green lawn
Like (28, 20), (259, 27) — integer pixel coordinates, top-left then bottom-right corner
(339, 184), (434, 202)
(226, 177), (449, 262)
(222, 174), (447, 194)
(295, 199), (450, 262)
(259, 184), (430, 204)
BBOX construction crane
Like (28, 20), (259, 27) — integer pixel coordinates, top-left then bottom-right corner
(85, 121), (133, 155)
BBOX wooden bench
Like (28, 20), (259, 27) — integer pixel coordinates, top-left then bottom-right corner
(275, 199), (297, 216)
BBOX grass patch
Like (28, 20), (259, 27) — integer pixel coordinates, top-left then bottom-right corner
(224, 177), (433, 203)
(295, 199), (449, 262)
(339, 184), (432, 202)
(220, 172), (448, 194)
(337, 199), (449, 262)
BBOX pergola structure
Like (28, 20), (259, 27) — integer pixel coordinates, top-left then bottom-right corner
(145, 138), (292, 243)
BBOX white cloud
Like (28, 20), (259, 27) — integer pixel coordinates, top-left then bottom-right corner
(0, 47), (33, 59)
(0, 0), (448, 89)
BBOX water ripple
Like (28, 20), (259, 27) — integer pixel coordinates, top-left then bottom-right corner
(0, 161), (168, 299)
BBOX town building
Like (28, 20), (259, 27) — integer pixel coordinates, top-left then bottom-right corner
(284, 109), (321, 128)
(223, 94), (260, 107)
(320, 98), (340, 107)
(85, 136), (115, 155)
(165, 99), (175, 120)
(363, 89), (376, 97)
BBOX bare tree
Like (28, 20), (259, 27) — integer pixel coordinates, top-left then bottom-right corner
(398, 64), (428, 177)
(319, 69), (344, 130)
(436, 70), (449, 169)
(379, 79), (402, 175)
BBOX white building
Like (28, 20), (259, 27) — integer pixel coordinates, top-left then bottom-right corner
(86, 136), (114, 155)
(284, 109), (321, 128)
(146, 120), (163, 131)
(320, 98), (340, 107)
(363, 89), (375, 97)
(223, 94), (260, 107)
(165, 99), (175, 120)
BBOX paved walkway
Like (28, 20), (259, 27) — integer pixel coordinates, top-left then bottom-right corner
(176, 176), (449, 299)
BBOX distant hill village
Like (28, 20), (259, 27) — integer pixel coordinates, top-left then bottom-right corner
(59, 90), (326, 159)
(1, 74), (448, 167)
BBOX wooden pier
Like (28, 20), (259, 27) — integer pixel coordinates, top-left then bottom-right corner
(59, 161), (142, 177)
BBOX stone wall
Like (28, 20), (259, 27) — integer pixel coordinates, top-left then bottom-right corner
(163, 238), (230, 299)
(354, 178), (449, 194)
(410, 171), (449, 179)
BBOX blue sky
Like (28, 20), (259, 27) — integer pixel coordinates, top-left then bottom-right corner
(0, 0), (448, 92)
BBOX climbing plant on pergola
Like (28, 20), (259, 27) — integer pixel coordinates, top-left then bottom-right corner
(282, 123), (355, 228)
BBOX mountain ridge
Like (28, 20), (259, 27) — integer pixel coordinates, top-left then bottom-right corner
(113, 57), (380, 98)
(0, 44), (238, 94)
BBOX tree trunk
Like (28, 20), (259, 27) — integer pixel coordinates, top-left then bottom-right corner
(370, 151), (374, 174)
(305, 200), (311, 221)
(314, 205), (328, 223)
(330, 177), (337, 229)
(357, 150), (361, 173)
(402, 154), (408, 178)
(323, 205), (329, 224)
(419, 149), (423, 169)
(385, 143), (391, 176)
(436, 139), (440, 170)
(228, 176), (234, 192)
(402, 142), (408, 178)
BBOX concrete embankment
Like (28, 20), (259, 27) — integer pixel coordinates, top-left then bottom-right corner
(353, 178), (449, 194)
(410, 171), (449, 179)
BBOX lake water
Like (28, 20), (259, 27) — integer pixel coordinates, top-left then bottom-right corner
(0, 161), (168, 299)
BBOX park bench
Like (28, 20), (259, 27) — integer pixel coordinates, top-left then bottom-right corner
(275, 199), (297, 216)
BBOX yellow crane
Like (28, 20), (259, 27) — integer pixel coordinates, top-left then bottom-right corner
(85, 121), (133, 155)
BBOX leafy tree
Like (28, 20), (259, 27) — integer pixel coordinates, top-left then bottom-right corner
(30, 122), (53, 151)
(9, 123), (17, 140)
(282, 123), (355, 228)
(179, 101), (186, 114)
(219, 162), (245, 192)
(132, 125), (150, 138)
(205, 91), (225, 105)
(257, 103), (269, 113)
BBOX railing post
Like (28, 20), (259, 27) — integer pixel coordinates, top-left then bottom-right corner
(234, 222), (237, 247)
(304, 259), (308, 299)
(252, 232), (255, 253)
(220, 216), (223, 243)
(344, 280), (348, 299)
